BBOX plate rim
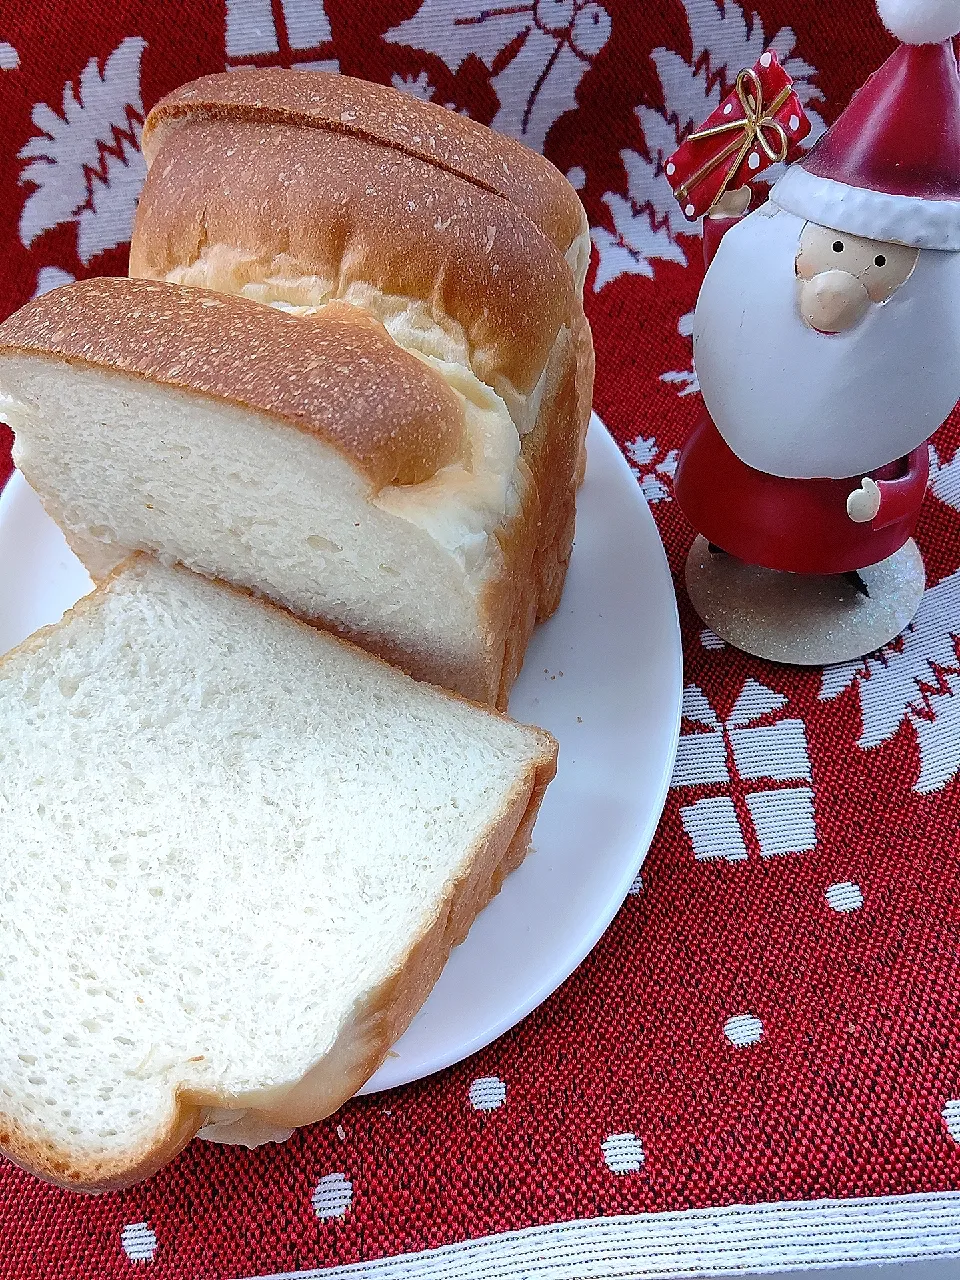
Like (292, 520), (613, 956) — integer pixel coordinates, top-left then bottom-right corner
(0, 415), (683, 1098)
(359, 413), (683, 1092)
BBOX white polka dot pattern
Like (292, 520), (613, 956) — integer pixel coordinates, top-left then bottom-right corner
(943, 1100), (960, 1143)
(724, 1014), (764, 1047)
(699, 628), (725, 650)
(469, 1076), (506, 1111)
(602, 1131), (645, 1174)
(826, 881), (864, 913)
(312, 1172), (353, 1220)
(121, 1223), (157, 1263)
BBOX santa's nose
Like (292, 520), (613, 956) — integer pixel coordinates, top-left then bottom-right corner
(798, 270), (871, 333)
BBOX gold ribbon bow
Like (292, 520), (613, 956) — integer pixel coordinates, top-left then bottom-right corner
(676, 66), (792, 211)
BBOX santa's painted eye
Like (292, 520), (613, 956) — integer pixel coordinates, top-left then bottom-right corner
(874, 254), (886, 266)
(832, 240), (844, 252)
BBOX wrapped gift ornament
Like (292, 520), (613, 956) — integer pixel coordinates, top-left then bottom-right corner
(665, 52), (810, 220)
(668, 0), (960, 664)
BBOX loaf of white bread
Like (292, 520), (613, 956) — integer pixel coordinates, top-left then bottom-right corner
(1, 71), (592, 708)
(0, 72), (578, 1190)
(131, 71), (594, 617)
(0, 556), (556, 1191)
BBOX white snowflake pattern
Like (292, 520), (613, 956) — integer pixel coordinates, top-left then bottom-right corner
(385, 0), (612, 152)
(592, 0), (824, 290)
(225, 0), (337, 69)
(32, 266), (76, 298)
(0, 42), (18, 70)
(672, 680), (816, 862)
(19, 37), (147, 265)
(624, 434), (678, 504)
(391, 71), (436, 101)
(820, 569), (960, 794)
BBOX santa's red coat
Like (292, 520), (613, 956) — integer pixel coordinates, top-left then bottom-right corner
(675, 214), (932, 574)
(674, 413), (929, 573)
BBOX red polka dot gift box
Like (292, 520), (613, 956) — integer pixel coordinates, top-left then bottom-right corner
(2, 1), (960, 1276)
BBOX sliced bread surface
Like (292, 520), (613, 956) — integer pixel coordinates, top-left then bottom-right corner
(0, 277), (538, 707)
(0, 557), (556, 1191)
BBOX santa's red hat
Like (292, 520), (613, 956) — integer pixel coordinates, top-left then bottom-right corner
(771, 0), (960, 249)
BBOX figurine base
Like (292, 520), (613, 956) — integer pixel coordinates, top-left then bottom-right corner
(685, 536), (926, 665)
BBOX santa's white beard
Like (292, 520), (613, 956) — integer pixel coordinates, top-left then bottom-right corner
(693, 205), (960, 479)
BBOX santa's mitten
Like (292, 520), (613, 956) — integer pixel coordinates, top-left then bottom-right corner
(846, 477), (882, 523)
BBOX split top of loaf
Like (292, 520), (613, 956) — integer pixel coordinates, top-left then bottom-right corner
(139, 68), (588, 262)
(0, 556), (556, 1192)
(131, 69), (592, 434)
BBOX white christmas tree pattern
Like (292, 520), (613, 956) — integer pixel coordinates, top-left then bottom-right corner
(591, 0), (824, 291)
(624, 433), (678, 504)
(384, 0), (612, 152)
(19, 37), (147, 267)
(820, 568), (960, 794)
(225, 0), (338, 71)
(672, 680), (816, 862)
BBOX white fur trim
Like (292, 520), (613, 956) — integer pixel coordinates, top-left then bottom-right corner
(771, 165), (960, 249)
(876, 0), (960, 44)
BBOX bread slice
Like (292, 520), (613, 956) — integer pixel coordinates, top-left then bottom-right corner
(0, 277), (541, 708)
(130, 69), (595, 621)
(0, 556), (556, 1192)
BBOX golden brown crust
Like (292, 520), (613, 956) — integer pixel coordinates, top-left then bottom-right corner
(0, 556), (557, 1189)
(140, 69), (587, 256)
(132, 69), (596, 670)
(0, 1098), (205, 1194)
(489, 456), (541, 708)
(129, 118), (574, 397)
(0, 278), (464, 489)
(522, 314), (593, 621)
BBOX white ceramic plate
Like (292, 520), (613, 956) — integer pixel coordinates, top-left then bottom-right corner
(0, 413), (682, 1094)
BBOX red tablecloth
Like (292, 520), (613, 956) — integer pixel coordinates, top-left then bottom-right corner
(1, 2), (960, 1276)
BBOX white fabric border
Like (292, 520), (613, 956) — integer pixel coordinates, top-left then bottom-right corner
(770, 166), (960, 250)
(241, 1192), (960, 1280)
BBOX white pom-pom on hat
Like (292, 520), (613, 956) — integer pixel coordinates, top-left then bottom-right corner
(876, 0), (960, 43)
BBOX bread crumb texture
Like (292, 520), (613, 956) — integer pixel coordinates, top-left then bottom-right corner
(0, 559), (550, 1183)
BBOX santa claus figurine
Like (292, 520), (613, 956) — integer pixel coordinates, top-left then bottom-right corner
(672, 0), (960, 662)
